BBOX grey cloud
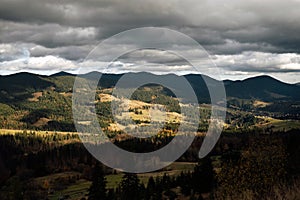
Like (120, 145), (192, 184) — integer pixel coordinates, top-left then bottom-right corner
(0, 44), (30, 62)
(0, 0), (300, 54)
(119, 49), (188, 66)
(0, 0), (300, 83)
(214, 51), (300, 73)
(0, 21), (98, 48)
(0, 43), (94, 61)
(0, 0), (65, 24)
(206, 40), (280, 55)
(29, 44), (94, 60)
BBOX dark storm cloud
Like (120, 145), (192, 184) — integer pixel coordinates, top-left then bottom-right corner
(0, 0), (300, 82)
(0, 0), (64, 24)
(0, 21), (98, 48)
(0, 0), (300, 54)
(119, 50), (185, 65)
(29, 44), (93, 60)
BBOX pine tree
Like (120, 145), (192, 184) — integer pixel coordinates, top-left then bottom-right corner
(145, 176), (156, 200)
(88, 164), (107, 200)
(192, 157), (214, 194)
(161, 173), (171, 190)
(180, 171), (192, 196)
(120, 173), (141, 200)
(147, 176), (155, 193)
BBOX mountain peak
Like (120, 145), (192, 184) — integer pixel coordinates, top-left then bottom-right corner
(245, 75), (288, 83)
(49, 71), (74, 77)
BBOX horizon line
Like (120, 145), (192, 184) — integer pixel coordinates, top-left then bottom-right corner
(0, 70), (298, 85)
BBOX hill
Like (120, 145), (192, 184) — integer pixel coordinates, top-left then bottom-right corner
(49, 71), (75, 77)
(225, 75), (300, 101)
(0, 72), (299, 131)
(1, 72), (299, 102)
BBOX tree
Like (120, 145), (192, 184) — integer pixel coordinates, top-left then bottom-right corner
(192, 157), (214, 194)
(88, 164), (107, 200)
(178, 171), (192, 196)
(120, 173), (141, 200)
(146, 176), (155, 199)
(215, 136), (288, 199)
(161, 173), (171, 190)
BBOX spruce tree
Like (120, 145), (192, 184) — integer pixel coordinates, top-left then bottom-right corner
(120, 173), (141, 200)
(192, 157), (214, 194)
(88, 164), (107, 200)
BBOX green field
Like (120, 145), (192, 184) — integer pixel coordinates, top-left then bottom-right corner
(48, 179), (91, 200)
(47, 162), (196, 200)
(255, 117), (300, 131)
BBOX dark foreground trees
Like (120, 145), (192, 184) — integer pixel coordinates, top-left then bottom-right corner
(88, 164), (107, 200)
(215, 136), (289, 199)
(192, 157), (214, 194)
(120, 173), (143, 200)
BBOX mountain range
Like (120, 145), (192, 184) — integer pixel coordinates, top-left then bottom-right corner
(0, 72), (299, 103)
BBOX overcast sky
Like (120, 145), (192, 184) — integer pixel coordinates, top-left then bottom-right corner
(0, 0), (300, 83)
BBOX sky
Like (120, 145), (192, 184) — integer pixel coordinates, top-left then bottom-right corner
(0, 0), (300, 83)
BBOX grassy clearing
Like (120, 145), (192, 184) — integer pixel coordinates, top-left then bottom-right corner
(47, 162), (196, 199)
(0, 129), (78, 136)
(255, 117), (300, 131)
(106, 162), (197, 188)
(253, 100), (271, 108)
(48, 179), (91, 200)
(269, 120), (300, 131)
(106, 174), (123, 188)
(27, 91), (43, 102)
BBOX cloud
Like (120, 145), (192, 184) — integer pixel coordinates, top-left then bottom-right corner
(0, 0), (300, 54)
(214, 51), (300, 73)
(0, 21), (98, 48)
(1, 49), (300, 83)
(0, 44), (30, 62)
(0, 55), (78, 74)
(0, 43), (95, 61)
(0, 0), (300, 82)
(29, 44), (93, 60)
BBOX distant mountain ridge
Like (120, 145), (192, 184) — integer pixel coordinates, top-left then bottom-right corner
(49, 71), (75, 77)
(224, 75), (300, 101)
(0, 72), (299, 102)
